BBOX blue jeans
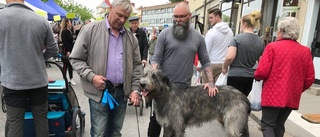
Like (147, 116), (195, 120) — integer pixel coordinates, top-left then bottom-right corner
(89, 88), (127, 137)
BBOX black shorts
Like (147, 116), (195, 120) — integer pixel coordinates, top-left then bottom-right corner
(3, 86), (48, 108)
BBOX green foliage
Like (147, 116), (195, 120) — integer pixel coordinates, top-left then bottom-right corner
(222, 14), (230, 23)
(169, 0), (184, 2)
(42, 0), (94, 21)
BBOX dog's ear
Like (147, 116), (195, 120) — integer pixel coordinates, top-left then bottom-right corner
(162, 75), (170, 85)
(154, 69), (170, 85)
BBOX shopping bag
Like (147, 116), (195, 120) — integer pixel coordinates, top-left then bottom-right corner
(215, 73), (227, 86)
(194, 71), (201, 85)
(250, 80), (263, 111)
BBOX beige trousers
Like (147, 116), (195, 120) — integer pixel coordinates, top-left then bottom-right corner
(202, 63), (223, 83)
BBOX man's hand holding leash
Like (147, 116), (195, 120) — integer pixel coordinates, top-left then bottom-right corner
(92, 75), (142, 106)
(92, 75), (107, 91)
(129, 90), (141, 106)
(142, 60), (147, 68)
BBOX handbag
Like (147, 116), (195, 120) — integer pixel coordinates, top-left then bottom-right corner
(215, 73), (227, 86)
(250, 80), (263, 111)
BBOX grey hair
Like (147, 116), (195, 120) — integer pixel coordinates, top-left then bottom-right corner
(277, 17), (300, 40)
(112, 0), (132, 14)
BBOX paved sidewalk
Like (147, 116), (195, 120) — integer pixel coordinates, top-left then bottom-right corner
(249, 85), (320, 137)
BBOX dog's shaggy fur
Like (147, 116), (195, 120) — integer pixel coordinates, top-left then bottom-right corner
(140, 69), (251, 137)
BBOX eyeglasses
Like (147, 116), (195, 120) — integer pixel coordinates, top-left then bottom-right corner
(172, 13), (190, 19)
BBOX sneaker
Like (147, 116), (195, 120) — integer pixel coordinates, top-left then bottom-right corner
(70, 79), (76, 86)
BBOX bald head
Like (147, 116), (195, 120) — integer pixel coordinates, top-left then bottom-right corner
(172, 2), (191, 22)
(174, 2), (190, 14)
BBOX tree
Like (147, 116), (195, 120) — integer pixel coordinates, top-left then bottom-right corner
(169, 0), (184, 2)
(222, 14), (230, 23)
(42, 0), (94, 21)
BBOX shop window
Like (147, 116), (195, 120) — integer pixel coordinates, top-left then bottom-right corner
(282, 0), (298, 17)
(221, 1), (241, 33)
(221, 2), (232, 23)
(165, 18), (170, 23)
(161, 8), (165, 13)
(242, 0), (262, 16)
(241, 0), (262, 33)
(160, 19), (164, 24)
(283, 0), (298, 6)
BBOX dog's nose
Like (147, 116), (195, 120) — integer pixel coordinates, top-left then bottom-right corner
(140, 83), (146, 88)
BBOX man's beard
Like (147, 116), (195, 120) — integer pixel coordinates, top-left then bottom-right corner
(172, 20), (190, 40)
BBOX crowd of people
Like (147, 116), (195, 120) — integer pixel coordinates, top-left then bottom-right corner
(0, 0), (315, 137)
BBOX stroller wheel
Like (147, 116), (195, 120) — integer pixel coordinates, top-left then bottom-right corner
(72, 108), (84, 137)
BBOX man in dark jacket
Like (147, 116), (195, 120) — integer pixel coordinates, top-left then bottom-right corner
(129, 16), (148, 67)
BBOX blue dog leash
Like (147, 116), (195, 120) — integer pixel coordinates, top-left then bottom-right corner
(101, 89), (119, 110)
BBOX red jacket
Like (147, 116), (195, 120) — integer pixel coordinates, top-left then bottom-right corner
(254, 39), (315, 109)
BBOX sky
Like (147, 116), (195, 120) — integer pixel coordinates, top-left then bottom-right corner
(77, 0), (170, 13)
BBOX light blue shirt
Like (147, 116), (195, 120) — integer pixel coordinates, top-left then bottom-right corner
(105, 19), (125, 84)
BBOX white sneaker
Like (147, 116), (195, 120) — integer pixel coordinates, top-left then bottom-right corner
(70, 79), (76, 86)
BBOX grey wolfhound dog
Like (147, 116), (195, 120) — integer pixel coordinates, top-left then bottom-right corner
(140, 69), (251, 137)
